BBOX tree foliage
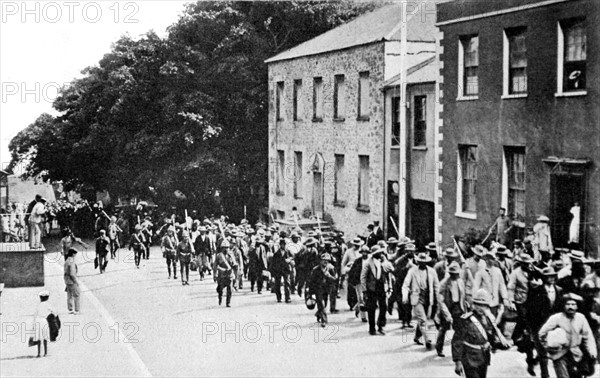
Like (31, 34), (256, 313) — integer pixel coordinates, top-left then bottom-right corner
(9, 1), (381, 217)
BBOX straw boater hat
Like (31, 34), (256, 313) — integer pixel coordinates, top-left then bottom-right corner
(320, 253), (332, 262)
(351, 237), (365, 246)
(472, 245), (486, 257)
(495, 244), (509, 254)
(38, 290), (50, 298)
(198, 226), (207, 232)
(447, 261), (461, 274)
(515, 253), (534, 264)
(540, 266), (558, 277)
(562, 293), (583, 303)
(537, 215), (550, 222)
(360, 245), (370, 254)
(304, 237), (318, 246)
(414, 252), (432, 263)
(472, 289), (492, 306)
(387, 237), (399, 245)
(425, 242), (437, 252)
(290, 232), (300, 239)
(444, 248), (459, 258)
(405, 243), (417, 252)
(398, 236), (415, 245)
(568, 250), (586, 261)
(369, 245), (382, 255)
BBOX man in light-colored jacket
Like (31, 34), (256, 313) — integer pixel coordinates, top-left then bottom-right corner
(539, 293), (596, 378)
(403, 252), (440, 349)
(473, 250), (511, 322)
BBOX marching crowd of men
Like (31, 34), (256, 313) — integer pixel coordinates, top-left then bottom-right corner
(88, 210), (599, 378)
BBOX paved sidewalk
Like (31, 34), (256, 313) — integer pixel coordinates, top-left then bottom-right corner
(0, 244), (150, 377)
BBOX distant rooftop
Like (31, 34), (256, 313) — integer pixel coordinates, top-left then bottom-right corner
(384, 54), (436, 88)
(265, 2), (437, 64)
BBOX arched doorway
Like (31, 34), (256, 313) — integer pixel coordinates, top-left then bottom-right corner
(309, 153), (325, 218)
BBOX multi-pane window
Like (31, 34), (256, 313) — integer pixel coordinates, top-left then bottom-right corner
(413, 95), (427, 147)
(293, 79), (303, 121)
(276, 150), (285, 195)
(507, 28), (527, 94)
(563, 19), (586, 91)
(334, 154), (345, 204)
(313, 77), (323, 120)
(358, 71), (370, 119)
(334, 74), (346, 119)
(294, 151), (302, 198)
(358, 155), (370, 208)
(461, 35), (479, 96)
(276, 81), (284, 120)
(506, 147), (526, 219)
(391, 96), (401, 146)
(459, 145), (477, 213)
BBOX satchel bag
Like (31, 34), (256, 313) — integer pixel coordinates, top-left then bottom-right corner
(28, 337), (39, 347)
(577, 347), (596, 377)
(94, 257), (98, 269)
(190, 258), (198, 271)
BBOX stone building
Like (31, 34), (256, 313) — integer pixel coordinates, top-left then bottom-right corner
(266, 3), (436, 238)
(437, 0), (600, 256)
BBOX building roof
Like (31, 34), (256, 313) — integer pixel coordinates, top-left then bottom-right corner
(383, 54), (436, 88)
(265, 2), (437, 64)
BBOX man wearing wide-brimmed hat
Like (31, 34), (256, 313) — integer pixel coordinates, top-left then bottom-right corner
(473, 250), (510, 321)
(194, 225), (211, 280)
(341, 237), (364, 310)
(348, 245), (370, 322)
(466, 245), (486, 278)
(453, 289), (510, 378)
(402, 251), (439, 349)
(526, 266), (562, 378)
(307, 253), (338, 327)
(538, 292), (596, 378)
(390, 243), (417, 328)
(507, 253), (537, 374)
(425, 242), (439, 262)
(436, 261), (466, 357)
(494, 244), (513, 282)
(361, 246), (393, 335)
(248, 233), (269, 294)
(285, 232), (304, 294)
(434, 248), (460, 282)
(161, 225), (178, 279)
(556, 250), (590, 299)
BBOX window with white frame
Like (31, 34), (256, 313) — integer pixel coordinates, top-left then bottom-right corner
(293, 79), (303, 121)
(504, 27), (527, 95)
(358, 155), (370, 209)
(457, 145), (477, 214)
(334, 74), (346, 120)
(358, 71), (370, 119)
(558, 18), (586, 93)
(459, 35), (479, 97)
(313, 77), (323, 120)
(276, 81), (284, 120)
(503, 146), (526, 219)
(294, 151), (302, 198)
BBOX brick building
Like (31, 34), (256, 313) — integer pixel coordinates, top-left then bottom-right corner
(437, 0), (600, 256)
(266, 3), (436, 238)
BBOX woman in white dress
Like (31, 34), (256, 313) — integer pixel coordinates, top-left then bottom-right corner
(32, 290), (55, 357)
(568, 202), (580, 245)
